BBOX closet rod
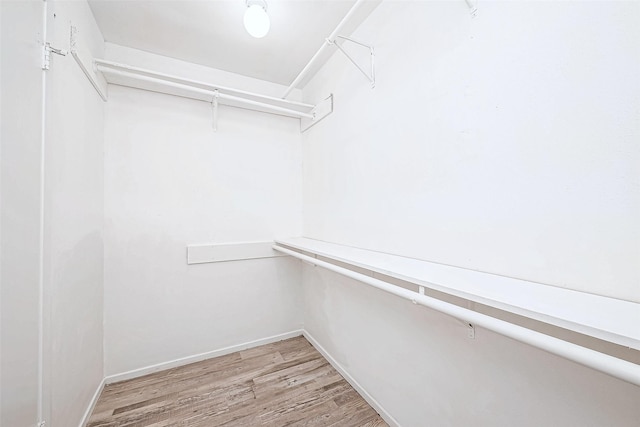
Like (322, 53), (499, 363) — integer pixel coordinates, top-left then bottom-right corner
(95, 59), (315, 109)
(272, 244), (640, 388)
(282, 0), (366, 98)
(96, 66), (315, 119)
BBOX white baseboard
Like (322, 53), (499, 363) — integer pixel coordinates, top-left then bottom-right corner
(78, 377), (106, 427)
(104, 330), (304, 384)
(302, 330), (401, 427)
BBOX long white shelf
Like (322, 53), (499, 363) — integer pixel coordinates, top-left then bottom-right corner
(92, 59), (334, 132)
(95, 59), (315, 118)
(275, 237), (640, 351)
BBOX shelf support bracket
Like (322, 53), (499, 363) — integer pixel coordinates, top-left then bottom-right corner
(70, 25), (108, 101)
(212, 89), (219, 132)
(300, 94), (333, 133)
(464, 0), (478, 17)
(330, 36), (375, 89)
(42, 41), (67, 71)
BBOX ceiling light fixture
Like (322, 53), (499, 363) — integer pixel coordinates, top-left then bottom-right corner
(244, 0), (270, 39)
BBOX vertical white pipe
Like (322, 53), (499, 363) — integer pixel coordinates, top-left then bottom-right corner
(38, 0), (47, 424)
(0, 1), (2, 421)
(281, 0), (366, 98)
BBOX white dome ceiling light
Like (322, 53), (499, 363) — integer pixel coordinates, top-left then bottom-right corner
(243, 0), (270, 39)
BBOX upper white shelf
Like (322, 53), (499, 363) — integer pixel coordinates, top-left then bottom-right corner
(95, 59), (315, 118)
(275, 237), (640, 351)
(93, 59), (334, 132)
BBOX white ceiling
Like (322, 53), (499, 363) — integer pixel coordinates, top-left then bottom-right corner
(88, 0), (380, 87)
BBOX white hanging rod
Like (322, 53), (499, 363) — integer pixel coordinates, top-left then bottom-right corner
(282, 0), (367, 98)
(95, 59), (315, 118)
(95, 59), (314, 109)
(96, 64), (315, 120)
(273, 244), (640, 388)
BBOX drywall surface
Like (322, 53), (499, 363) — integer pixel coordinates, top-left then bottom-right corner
(43, 1), (105, 426)
(0, 1), (44, 425)
(303, 265), (640, 426)
(103, 53), (304, 376)
(302, 0), (640, 302)
(301, 1), (640, 425)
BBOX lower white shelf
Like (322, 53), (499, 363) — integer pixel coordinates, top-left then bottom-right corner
(273, 237), (640, 386)
(275, 237), (640, 351)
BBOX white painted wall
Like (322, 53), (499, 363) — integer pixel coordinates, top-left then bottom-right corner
(42, 1), (105, 426)
(0, 1), (44, 425)
(302, 0), (640, 303)
(301, 1), (640, 425)
(5, 1), (637, 425)
(103, 48), (304, 376)
(304, 266), (640, 426)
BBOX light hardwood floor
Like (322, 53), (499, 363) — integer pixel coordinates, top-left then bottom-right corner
(86, 336), (387, 426)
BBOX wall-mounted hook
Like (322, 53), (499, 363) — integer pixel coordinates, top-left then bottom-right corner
(212, 89), (219, 132)
(467, 323), (475, 339)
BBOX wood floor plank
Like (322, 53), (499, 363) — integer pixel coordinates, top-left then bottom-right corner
(202, 376), (347, 426)
(94, 351), (285, 418)
(362, 417), (388, 426)
(298, 389), (372, 427)
(252, 362), (336, 399)
(86, 336), (388, 427)
(256, 381), (352, 424)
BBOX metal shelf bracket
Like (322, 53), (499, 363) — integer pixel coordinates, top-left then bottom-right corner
(329, 36), (375, 89)
(464, 0), (478, 17)
(70, 25), (108, 101)
(42, 41), (67, 70)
